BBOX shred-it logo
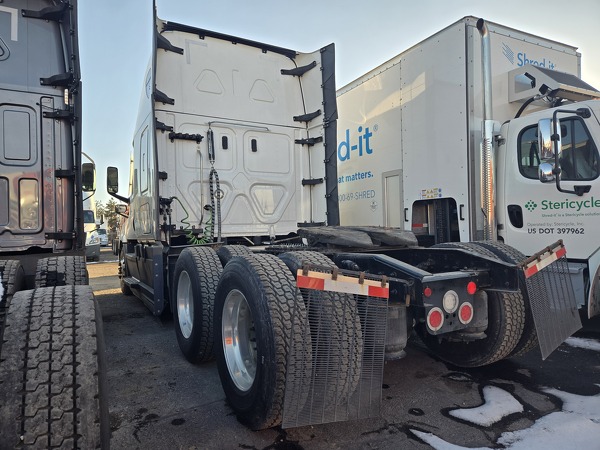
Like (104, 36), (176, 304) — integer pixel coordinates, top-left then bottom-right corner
(502, 42), (556, 69)
(525, 200), (538, 212)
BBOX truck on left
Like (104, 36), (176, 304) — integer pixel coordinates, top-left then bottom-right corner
(0, 1), (109, 448)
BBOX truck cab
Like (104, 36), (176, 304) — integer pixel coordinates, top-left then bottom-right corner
(498, 98), (600, 317)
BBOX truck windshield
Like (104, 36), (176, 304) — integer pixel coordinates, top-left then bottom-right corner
(518, 117), (600, 181)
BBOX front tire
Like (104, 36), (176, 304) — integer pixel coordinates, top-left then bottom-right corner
(215, 254), (311, 430)
(172, 247), (222, 363)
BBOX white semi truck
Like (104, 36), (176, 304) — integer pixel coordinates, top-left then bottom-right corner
(0, 1), (109, 447)
(337, 16), (600, 319)
(107, 8), (581, 430)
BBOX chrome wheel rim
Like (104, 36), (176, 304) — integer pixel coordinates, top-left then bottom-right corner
(222, 289), (257, 392)
(177, 270), (193, 339)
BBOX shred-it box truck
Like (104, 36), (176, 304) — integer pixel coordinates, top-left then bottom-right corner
(337, 16), (600, 319)
(107, 9), (580, 431)
(0, 1), (109, 447)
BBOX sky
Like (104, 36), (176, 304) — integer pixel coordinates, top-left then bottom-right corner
(78, 0), (600, 205)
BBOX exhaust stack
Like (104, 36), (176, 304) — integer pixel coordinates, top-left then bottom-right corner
(477, 18), (497, 241)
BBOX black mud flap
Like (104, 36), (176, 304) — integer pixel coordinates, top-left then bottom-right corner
(521, 240), (582, 359)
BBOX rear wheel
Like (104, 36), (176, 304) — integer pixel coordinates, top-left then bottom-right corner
(35, 256), (88, 287)
(471, 241), (537, 357)
(216, 245), (252, 266)
(0, 285), (109, 448)
(215, 254), (311, 430)
(417, 242), (525, 367)
(279, 251), (363, 403)
(172, 247), (222, 363)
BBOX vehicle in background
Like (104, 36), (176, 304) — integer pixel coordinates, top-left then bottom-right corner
(97, 228), (109, 246)
(337, 16), (600, 319)
(107, 8), (578, 432)
(0, 1), (109, 446)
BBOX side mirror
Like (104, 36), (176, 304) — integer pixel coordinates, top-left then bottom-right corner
(115, 204), (128, 217)
(107, 166), (119, 194)
(537, 119), (554, 160)
(538, 162), (555, 183)
(81, 163), (96, 192)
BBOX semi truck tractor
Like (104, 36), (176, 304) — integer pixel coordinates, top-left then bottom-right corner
(336, 16), (600, 319)
(108, 8), (580, 430)
(0, 1), (109, 447)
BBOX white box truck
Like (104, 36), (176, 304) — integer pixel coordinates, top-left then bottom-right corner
(107, 9), (581, 430)
(337, 16), (600, 319)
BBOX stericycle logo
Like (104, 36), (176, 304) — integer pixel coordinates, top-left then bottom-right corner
(524, 200), (537, 212)
(525, 198), (600, 212)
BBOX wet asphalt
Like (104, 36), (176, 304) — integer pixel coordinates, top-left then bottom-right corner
(89, 248), (600, 449)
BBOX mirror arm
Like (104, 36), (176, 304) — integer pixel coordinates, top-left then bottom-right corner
(109, 191), (130, 204)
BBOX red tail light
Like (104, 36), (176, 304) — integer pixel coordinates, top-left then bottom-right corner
(459, 302), (474, 324)
(427, 307), (444, 331)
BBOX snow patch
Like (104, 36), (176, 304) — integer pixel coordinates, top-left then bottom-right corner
(449, 386), (523, 426)
(564, 337), (600, 352)
(410, 386), (600, 450)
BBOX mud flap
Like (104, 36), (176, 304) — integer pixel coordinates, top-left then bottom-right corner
(282, 268), (388, 428)
(521, 241), (582, 359)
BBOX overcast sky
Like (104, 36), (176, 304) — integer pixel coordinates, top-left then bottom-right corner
(78, 0), (600, 205)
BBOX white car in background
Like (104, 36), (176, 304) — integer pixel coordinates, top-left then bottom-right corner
(97, 228), (109, 246)
(85, 230), (101, 262)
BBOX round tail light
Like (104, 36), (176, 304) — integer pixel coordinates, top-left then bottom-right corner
(459, 302), (474, 324)
(427, 307), (444, 331)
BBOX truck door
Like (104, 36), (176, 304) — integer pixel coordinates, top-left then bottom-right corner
(500, 113), (600, 265)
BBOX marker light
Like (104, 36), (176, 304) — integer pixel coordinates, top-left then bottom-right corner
(459, 302), (474, 324)
(467, 281), (477, 295)
(442, 290), (459, 313)
(427, 307), (444, 331)
(423, 287), (433, 298)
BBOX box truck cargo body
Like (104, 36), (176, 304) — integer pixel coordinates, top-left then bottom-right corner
(337, 16), (600, 317)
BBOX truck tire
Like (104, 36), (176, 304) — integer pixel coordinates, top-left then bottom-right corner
(216, 245), (252, 266)
(173, 247), (222, 363)
(0, 260), (25, 353)
(0, 285), (109, 449)
(35, 256), (88, 287)
(471, 241), (538, 357)
(215, 253), (311, 430)
(0, 260), (25, 305)
(279, 251), (363, 403)
(119, 248), (133, 296)
(417, 242), (525, 367)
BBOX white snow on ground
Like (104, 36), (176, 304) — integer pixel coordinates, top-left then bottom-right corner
(411, 386), (600, 450)
(564, 337), (600, 352)
(449, 386), (523, 426)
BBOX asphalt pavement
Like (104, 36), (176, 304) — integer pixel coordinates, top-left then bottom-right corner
(89, 247), (600, 449)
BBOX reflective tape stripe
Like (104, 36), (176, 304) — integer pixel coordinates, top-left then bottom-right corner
(523, 245), (567, 279)
(296, 270), (389, 299)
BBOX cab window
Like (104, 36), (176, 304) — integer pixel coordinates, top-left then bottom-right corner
(518, 117), (599, 181)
